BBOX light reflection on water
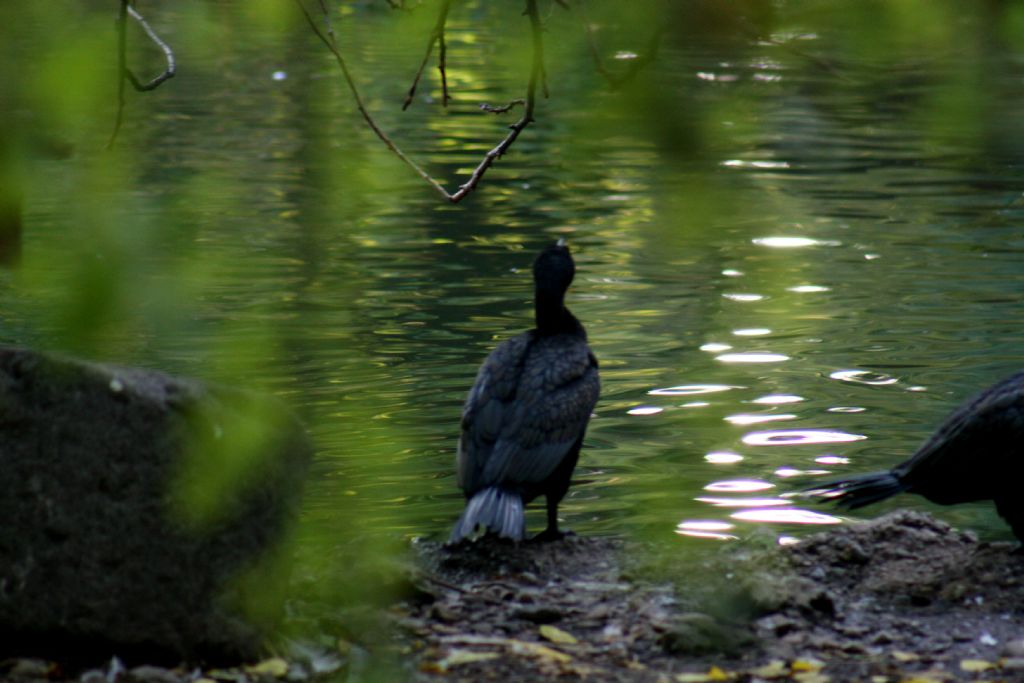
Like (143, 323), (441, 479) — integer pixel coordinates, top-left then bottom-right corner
(16, 8), (1024, 550)
(742, 429), (868, 446)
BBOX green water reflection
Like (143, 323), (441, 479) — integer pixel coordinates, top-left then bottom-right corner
(5, 2), (1024, 570)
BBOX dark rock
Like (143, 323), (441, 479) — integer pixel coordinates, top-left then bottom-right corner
(0, 348), (311, 666)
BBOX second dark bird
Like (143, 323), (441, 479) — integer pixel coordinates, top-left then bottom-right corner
(805, 371), (1024, 542)
(449, 240), (600, 543)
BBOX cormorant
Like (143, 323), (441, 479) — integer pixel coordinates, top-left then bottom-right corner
(805, 371), (1024, 541)
(449, 239), (600, 543)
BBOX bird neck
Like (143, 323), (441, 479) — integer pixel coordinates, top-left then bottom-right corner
(534, 288), (580, 335)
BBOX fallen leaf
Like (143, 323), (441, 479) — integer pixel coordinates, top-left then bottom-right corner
(434, 649), (500, 671)
(1001, 657), (1024, 670)
(508, 640), (572, 664)
(892, 650), (921, 663)
(960, 659), (995, 672)
(708, 665), (732, 681)
(749, 660), (789, 679)
(792, 658), (826, 672)
(539, 624), (578, 645)
(901, 672), (953, 683)
(244, 658), (289, 678)
(675, 673), (712, 683)
(793, 673), (830, 683)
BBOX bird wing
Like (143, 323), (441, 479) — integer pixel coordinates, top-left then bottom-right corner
(456, 332), (535, 493)
(895, 370), (1024, 502)
(478, 337), (599, 489)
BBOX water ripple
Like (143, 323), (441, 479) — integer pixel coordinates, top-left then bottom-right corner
(731, 508), (843, 525)
(675, 519), (738, 541)
(752, 394), (805, 405)
(753, 236), (841, 248)
(725, 413), (797, 426)
(716, 352), (790, 364)
(705, 451), (744, 463)
(627, 406), (663, 416)
(704, 479), (775, 493)
(830, 369), (898, 385)
(696, 496), (790, 508)
(649, 384), (741, 396)
(742, 429), (867, 446)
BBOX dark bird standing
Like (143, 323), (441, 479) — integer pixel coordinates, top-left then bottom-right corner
(805, 371), (1024, 541)
(449, 240), (600, 543)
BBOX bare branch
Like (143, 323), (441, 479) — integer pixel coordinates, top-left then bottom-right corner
(107, 1), (176, 148)
(578, 0), (663, 91)
(299, 0), (545, 203)
(448, 0), (543, 203)
(402, 0), (454, 110)
(479, 99), (525, 114)
(295, 0), (452, 201)
(124, 5), (176, 91)
(106, 0), (130, 150)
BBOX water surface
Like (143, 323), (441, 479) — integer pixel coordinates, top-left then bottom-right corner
(7, 3), (1024, 556)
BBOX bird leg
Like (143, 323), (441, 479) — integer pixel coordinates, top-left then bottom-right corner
(530, 494), (572, 542)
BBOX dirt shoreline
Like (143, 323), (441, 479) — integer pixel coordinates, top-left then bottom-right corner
(401, 511), (1024, 682)
(6, 510), (1024, 683)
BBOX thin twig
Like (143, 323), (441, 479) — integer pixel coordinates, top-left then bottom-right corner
(447, 0), (542, 203)
(124, 5), (176, 91)
(106, 0), (130, 149)
(479, 99), (525, 114)
(418, 573), (469, 594)
(299, 0), (544, 203)
(402, 0), (454, 110)
(295, 0), (452, 201)
(578, 0), (663, 91)
(437, 15), (450, 106)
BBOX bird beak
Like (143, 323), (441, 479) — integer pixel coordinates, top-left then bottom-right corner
(556, 238), (567, 247)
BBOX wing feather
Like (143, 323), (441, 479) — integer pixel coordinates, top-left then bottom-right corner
(458, 332), (599, 495)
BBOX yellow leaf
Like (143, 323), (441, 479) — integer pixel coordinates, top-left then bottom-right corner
(708, 665), (732, 681)
(539, 624), (578, 645)
(749, 660), (789, 678)
(892, 650), (920, 662)
(792, 658), (826, 672)
(244, 658), (289, 678)
(675, 674), (712, 683)
(793, 673), (830, 683)
(435, 649), (500, 670)
(960, 659), (995, 672)
(508, 640), (572, 664)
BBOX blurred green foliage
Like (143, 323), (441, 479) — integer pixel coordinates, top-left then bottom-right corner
(3, 0), (1024, 670)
